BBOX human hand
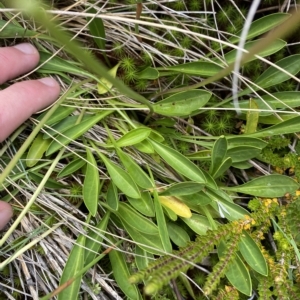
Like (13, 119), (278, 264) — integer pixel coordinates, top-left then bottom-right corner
(0, 43), (60, 230)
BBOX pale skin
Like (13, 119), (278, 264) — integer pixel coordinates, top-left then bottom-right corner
(0, 43), (60, 230)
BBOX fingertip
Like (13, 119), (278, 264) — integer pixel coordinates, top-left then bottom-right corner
(0, 201), (13, 231)
(38, 77), (59, 87)
(13, 43), (39, 56)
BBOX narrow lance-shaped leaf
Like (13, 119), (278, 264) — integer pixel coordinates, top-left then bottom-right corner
(57, 157), (86, 178)
(85, 212), (110, 266)
(167, 222), (190, 247)
(158, 182), (204, 197)
(239, 231), (268, 276)
(222, 38), (286, 65)
(116, 148), (153, 189)
(121, 218), (165, 255)
(37, 106), (76, 126)
(127, 192), (155, 217)
(116, 202), (158, 235)
(106, 181), (119, 211)
(153, 192), (173, 253)
(135, 246), (154, 271)
(212, 157), (232, 179)
(116, 127), (152, 148)
(153, 89), (211, 117)
(39, 51), (93, 77)
(98, 152), (141, 199)
(209, 136), (227, 177)
(223, 174), (299, 197)
(26, 133), (51, 167)
(229, 13), (290, 44)
(181, 214), (213, 235)
(244, 115), (300, 138)
(157, 62), (222, 77)
(238, 54), (300, 97)
(58, 234), (86, 300)
(109, 239), (140, 300)
(46, 111), (113, 155)
(218, 241), (252, 296)
(226, 91), (300, 116)
(83, 148), (99, 216)
(87, 7), (110, 66)
(150, 140), (207, 184)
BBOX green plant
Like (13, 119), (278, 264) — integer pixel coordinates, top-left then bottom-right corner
(1, 1), (300, 299)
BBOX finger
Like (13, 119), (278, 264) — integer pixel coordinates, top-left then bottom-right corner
(0, 201), (13, 231)
(0, 78), (60, 142)
(0, 43), (40, 84)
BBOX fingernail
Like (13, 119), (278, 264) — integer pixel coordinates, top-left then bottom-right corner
(13, 43), (37, 55)
(38, 77), (58, 87)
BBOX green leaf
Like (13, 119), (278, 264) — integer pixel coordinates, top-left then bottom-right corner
(57, 157), (86, 178)
(244, 99), (259, 134)
(218, 241), (252, 296)
(121, 218), (164, 255)
(134, 139), (154, 153)
(226, 146), (262, 163)
(83, 148), (99, 216)
(85, 212), (110, 266)
(227, 91), (300, 116)
(28, 172), (65, 189)
(87, 8), (106, 52)
(58, 234), (85, 300)
(223, 38), (286, 65)
(240, 54), (300, 97)
(37, 106), (76, 126)
(258, 113), (296, 125)
(151, 140), (207, 183)
(159, 62), (223, 77)
(179, 191), (212, 207)
(26, 133), (51, 167)
(135, 246), (154, 271)
(106, 181), (119, 211)
(163, 206), (178, 221)
(98, 153), (141, 199)
(153, 192), (173, 253)
(229, 13), (290, 44)
(245, 115), (300, 138)
(239, 231), (268, 276)
(0, 19), (38, 38)
(43, 115), (89, 140)
(201, 169), (218, 190)
(209, 136), (227, 177)
(116, 202), (158, 235)
(166, 222), (190, 247)
(223, 174), (299, 197)
(153, 89), (211, 117)
(208, 190), (250, 221)
(127, 191), (155, 217)
(136, 67), (159, 80)
(158, 182), (204, 196)
(97, 62), (120, 94)
(109, 245), (140, 299)
(181, 214), (213, 235)
(227, 137), (267, 149)
(46, 111), (113, 155)
(116, 128), (152, 147)
(38, 51), (92, 77)
(212, 157), (232, 179)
